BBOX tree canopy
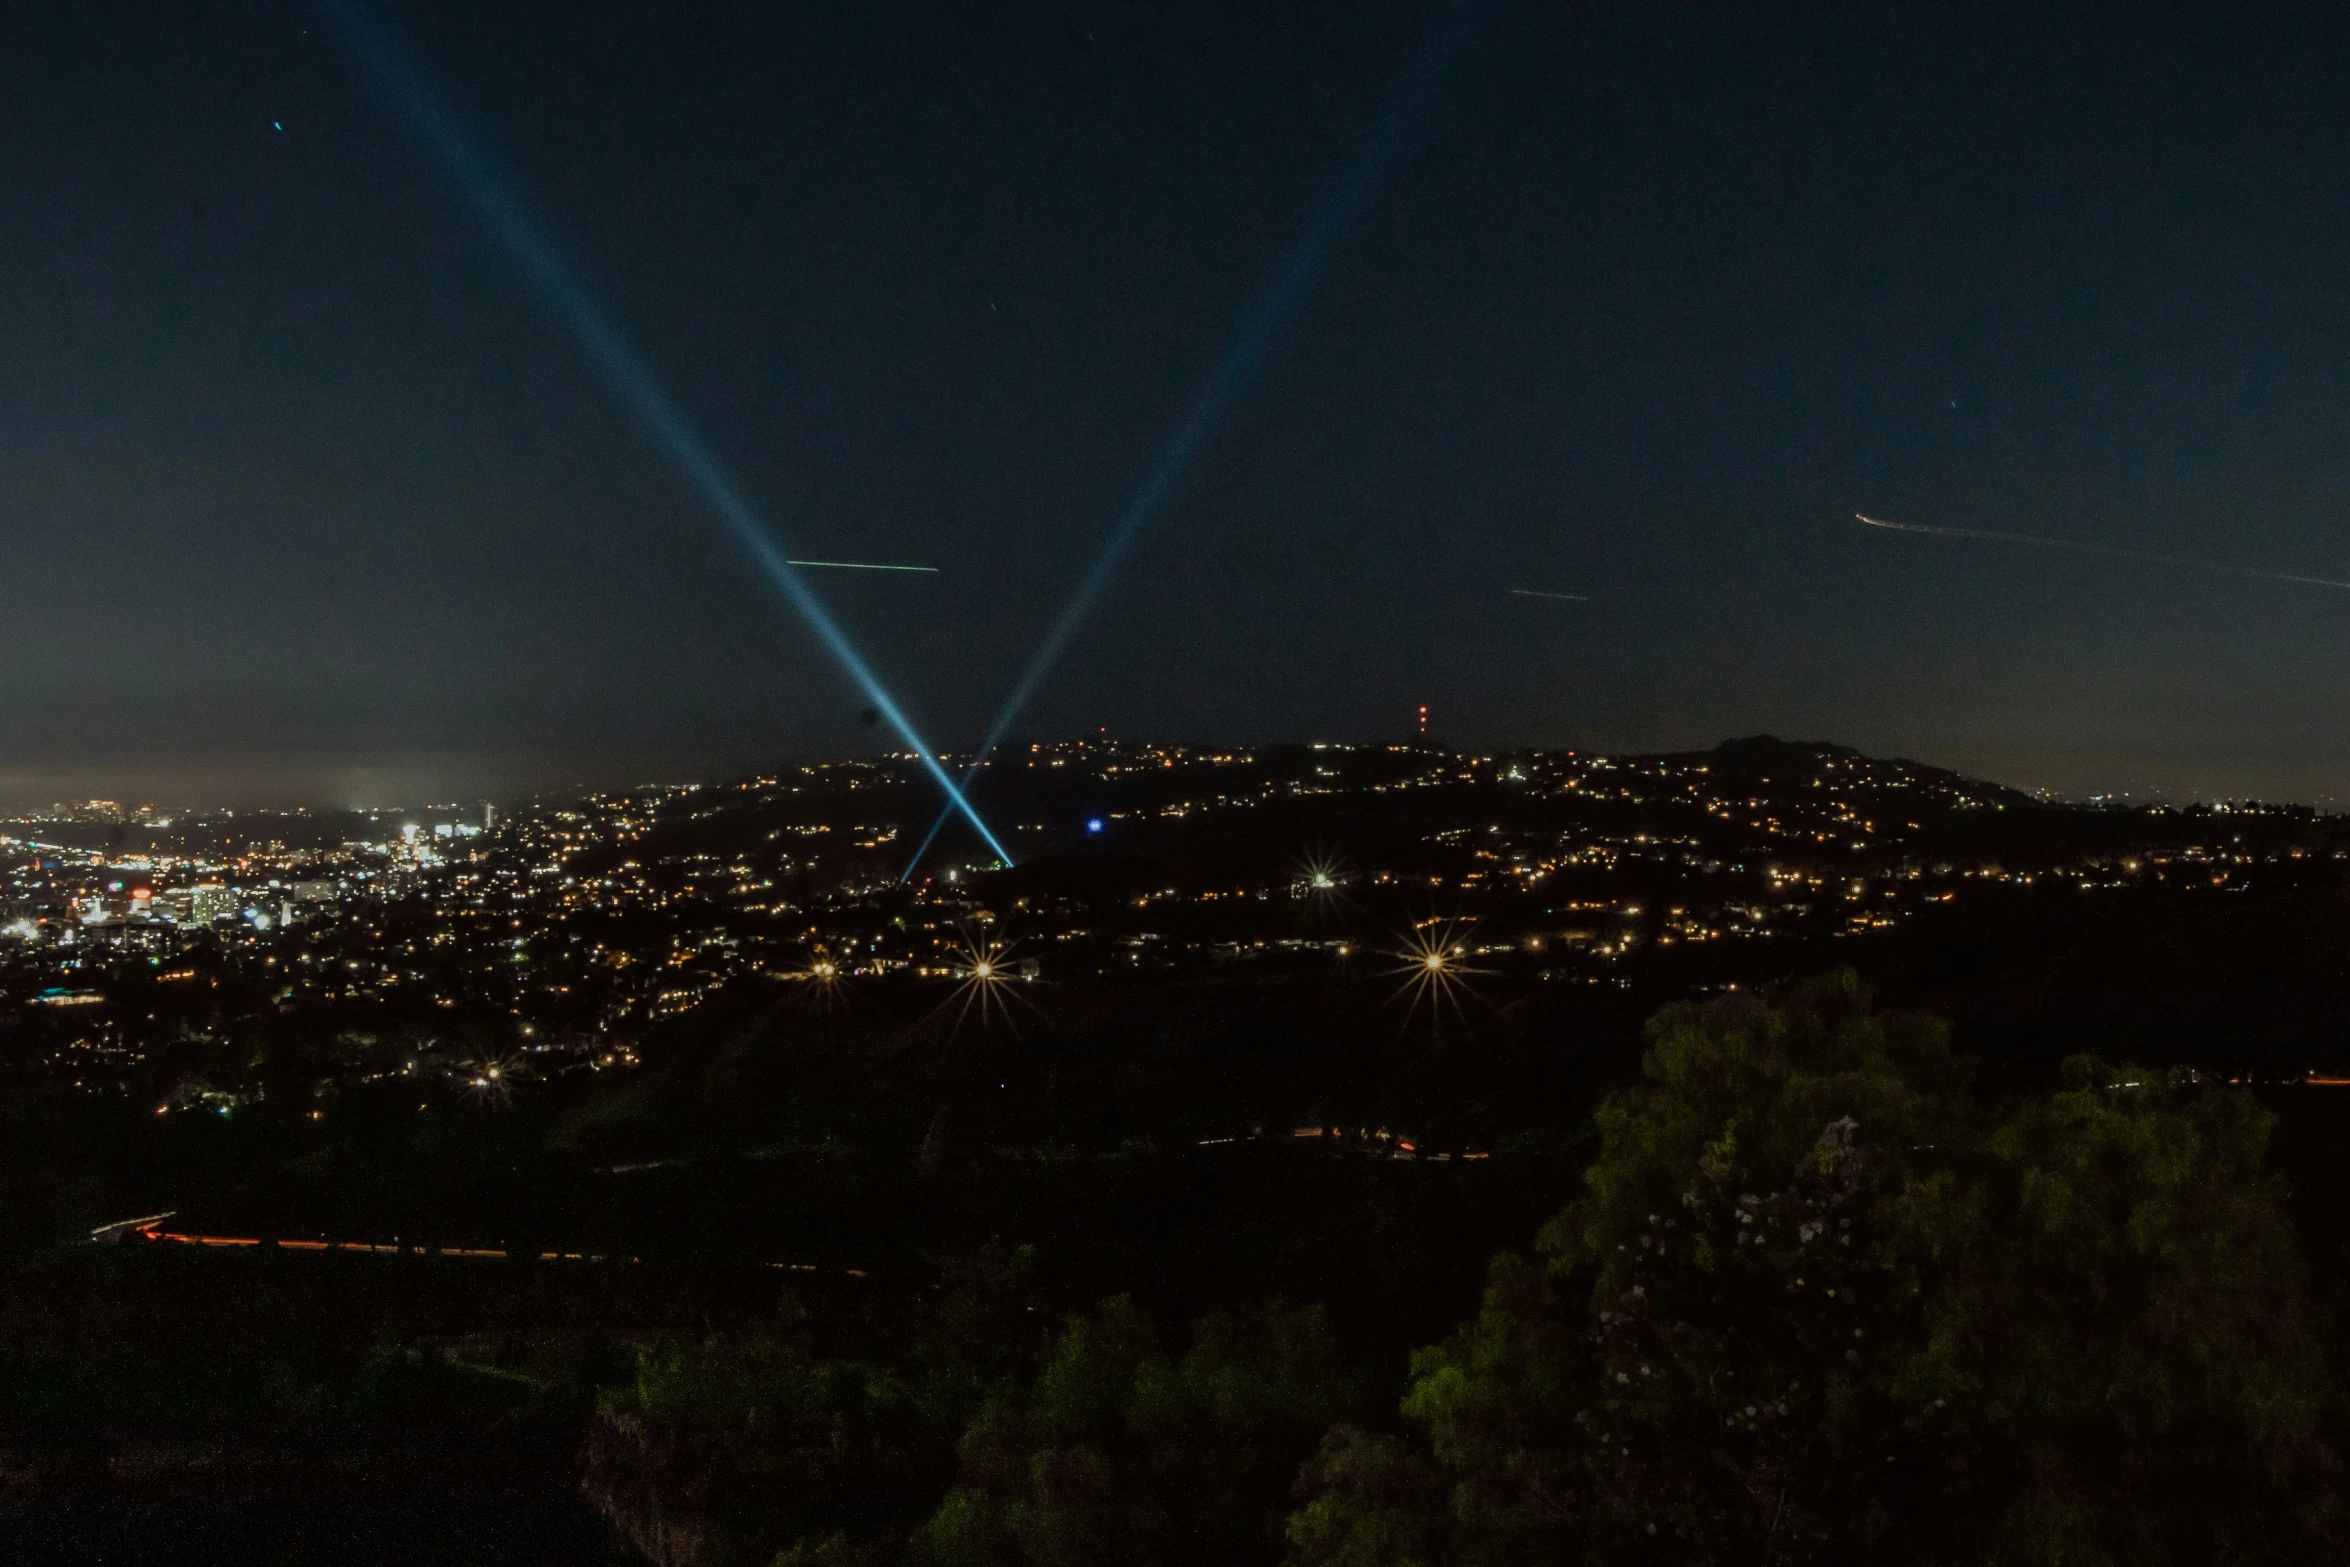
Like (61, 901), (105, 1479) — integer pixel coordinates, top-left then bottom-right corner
(923, 1297), (1364, 1567)
(1291, 975), (2338, 1566)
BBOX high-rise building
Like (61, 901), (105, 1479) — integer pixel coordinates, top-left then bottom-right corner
(187, 884), (238, 927)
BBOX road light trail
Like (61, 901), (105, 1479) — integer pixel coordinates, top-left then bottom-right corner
(1856, 513), (2350, 592)
(902, 0), (1486, 879)
(319, 0), (1012, 867)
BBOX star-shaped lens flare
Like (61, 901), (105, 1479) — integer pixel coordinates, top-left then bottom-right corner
(1388, 918), (1487, 1035)
(461, 1053), (524, 1105)
(938, 930), (1029, 1033)
(786, 946), (850, 1009)
(1296, 851), (1346, 898)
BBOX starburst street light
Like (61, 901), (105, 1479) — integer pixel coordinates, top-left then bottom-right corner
(937, 930), (1026, 1033)
(1295, 850), (1346, 897)
(786, 947), (849, 1008)
(1388, 919), (1486, 1034)
(1296, 851), (1355, 948)
(461, 1054), (524, 1104)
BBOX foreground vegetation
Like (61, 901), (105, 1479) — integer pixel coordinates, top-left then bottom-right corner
(561, 978), (2342, 1565)
(3, 973), (2342, 1563)
(1292, 978), (2335, 1565)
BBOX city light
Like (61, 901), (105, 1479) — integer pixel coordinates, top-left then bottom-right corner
(3, 738), (2331, 1104)
(1389, 919), (1486, 1034)
(938, 931), (1026, 1033)
(786, 947), (849, 1010)
(461, 1054), (523, 1104)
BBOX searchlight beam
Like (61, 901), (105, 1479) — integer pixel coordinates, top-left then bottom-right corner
(319, 0), (1013, 867)
(903, 0), (1482, 879)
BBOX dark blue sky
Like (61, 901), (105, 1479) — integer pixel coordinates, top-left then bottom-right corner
(8, 2), (2350, 806)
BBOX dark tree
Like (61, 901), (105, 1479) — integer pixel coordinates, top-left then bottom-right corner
(923, 1297), (1362, 1567)
(1290, 976), (2338, 1565)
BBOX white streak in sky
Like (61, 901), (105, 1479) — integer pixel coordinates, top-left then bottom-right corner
(1509, 589), (1589, 602)
(785, 560), (939, 573)
(1855, 514), (2350, 592)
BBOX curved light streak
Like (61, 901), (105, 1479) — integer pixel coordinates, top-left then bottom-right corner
(1856, 513), (2350, 592)
(319, 0), (1011, 866)
(786, 560), (939, 573)
(902, 0), (1485, 880)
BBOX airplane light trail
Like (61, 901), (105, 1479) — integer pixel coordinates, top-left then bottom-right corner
(319, 0), (1012, 867)
(1855, 514), (2350, 592)
(785, 560), (939, 573)
(1509, 589), (1589, 601)
(903, 0), (1485, 880)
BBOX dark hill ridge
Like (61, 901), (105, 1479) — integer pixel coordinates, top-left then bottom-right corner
(464, 731), (2350, 1103)
(601, 732), (2054, 884)
(1688, 734), (2035, 808)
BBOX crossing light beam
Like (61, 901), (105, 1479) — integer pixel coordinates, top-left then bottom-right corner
(319, 0), (1012, 867)
(903, 0), (1484, 880)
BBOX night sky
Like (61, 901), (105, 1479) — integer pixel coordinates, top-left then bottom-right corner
(10, 3), (2350, 807)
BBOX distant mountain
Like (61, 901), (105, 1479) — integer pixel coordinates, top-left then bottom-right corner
(1691, 734), (2038, 809)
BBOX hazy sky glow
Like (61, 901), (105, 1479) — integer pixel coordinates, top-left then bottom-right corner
(10, 4), (2350, 806)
